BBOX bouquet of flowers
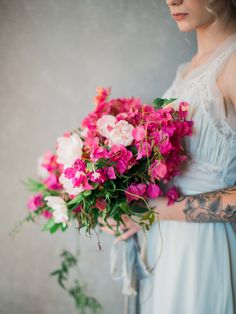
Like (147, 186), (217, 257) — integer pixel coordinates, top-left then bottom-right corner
(24, 87), (193, 237)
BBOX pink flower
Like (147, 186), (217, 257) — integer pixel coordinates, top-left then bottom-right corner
(149, 161), (167, 180)
(136, 142), (152, 160)
(91, 146), (109, 161)
(147, 184), (161, 199)
(64, 167), (77, 179)
(105, 166), (116, 179)
(27, 193), (44, 212)
(89, 169), (107, 183)
(42, 210), (53, 219)
(108, 120), (134, 147)
(179, 101), (189, 118)
(72, 172), (93, 190)
(44, 173), (62, 190)
(132, 126), (145, 141)
(125, 183), (147, 203)
(166, 186), (179, 206)
(93, 87), (111, 106)
(73, 159), (86, 172)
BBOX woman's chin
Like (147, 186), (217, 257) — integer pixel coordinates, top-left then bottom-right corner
(176, 23), (195, 33)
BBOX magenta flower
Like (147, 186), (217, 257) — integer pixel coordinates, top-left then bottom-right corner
(27, 193), (44, 212)
(149, 161), (167, 180)
(89, 169), (107, 183)
(64, 167), (77, 179)
(73, 159), (86, 172)
(166, 186), (179, 206)
(125, 183), (147, 203)
(147, 183), (161, 199)
(91, 146), (109, 161)
(105, 166), (116, 179)
(41, 210), (53, 219)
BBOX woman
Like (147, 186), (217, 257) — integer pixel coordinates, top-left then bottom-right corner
(101, 1), (236, 313)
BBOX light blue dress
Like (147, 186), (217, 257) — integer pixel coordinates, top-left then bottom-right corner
(138, 33), (236, 314)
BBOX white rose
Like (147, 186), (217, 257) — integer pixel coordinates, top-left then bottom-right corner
(59, 173), (85, 196)
(56, 133), (83, 168)
(44, 196), (69, 226)
(108, 120), (134, 147)
(96, 115), (117, 138)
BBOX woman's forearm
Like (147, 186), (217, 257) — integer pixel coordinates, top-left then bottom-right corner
(150, 186), (236, 223)
(170, 185), (236, 223)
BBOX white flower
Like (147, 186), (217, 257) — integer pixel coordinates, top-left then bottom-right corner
(108, 120), (134, 147)
(44, 196), (69, 226)
(56, 133), (83, 168)
(96, 115), (117, 138)
(59, 173), (85, 196)
(37, 155), (50, 179)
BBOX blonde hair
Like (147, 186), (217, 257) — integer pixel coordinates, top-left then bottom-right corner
(206, 0), (236, 25)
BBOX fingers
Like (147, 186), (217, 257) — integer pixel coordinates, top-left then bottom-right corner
(114, 225), (140, 244)
(100, 226), (116, 235)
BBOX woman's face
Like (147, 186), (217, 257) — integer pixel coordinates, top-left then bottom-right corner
(166, 0), (224, 32)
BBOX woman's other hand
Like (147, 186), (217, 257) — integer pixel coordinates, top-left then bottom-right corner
(98, 215), (141, 243)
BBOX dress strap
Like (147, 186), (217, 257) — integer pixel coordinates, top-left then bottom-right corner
(211, 40), (236, 78)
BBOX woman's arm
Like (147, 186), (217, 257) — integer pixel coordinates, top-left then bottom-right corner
(154, 185), (236, 223)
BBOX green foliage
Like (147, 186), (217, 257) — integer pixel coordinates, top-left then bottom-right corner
(152, 97), (177, 109)
(51, 250), (102, 313)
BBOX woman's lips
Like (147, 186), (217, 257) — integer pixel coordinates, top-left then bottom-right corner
(172, 13), (188, 21)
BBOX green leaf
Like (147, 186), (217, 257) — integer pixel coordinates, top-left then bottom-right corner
(42, 218), (55, 231)
(67, 194), (83, 206)
(50, 223), (61, 233)
(152, 97), (177, 109)
(83, 190), (92, 197)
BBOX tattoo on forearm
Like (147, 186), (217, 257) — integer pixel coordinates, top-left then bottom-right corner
(176, 186), (236, 223)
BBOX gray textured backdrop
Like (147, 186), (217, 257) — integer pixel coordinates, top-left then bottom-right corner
(0, 1), (196, 313)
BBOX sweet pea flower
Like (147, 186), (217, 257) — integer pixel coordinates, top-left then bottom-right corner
(132, 126), (145, 141)
(166, 186), (179, 206)
(90, 146), (109, 161)
(96, 115), (117, 138)
(43, 173), (62, 190)
(59, 173), (85, 196)
(149, 160), (167, 180)
(125, 183), (147, 203)
(27, 193), (44, 212)
(108, 120), (134, 147)
(42, 210), (53, 219)
(44, 196), (69, 226)
(105, 166), (116, 179)
(89, 169), (107, 183)
(147, 183), (161, 199)
(56, 133), (83, 168)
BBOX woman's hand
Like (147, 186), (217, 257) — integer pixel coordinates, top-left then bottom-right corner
(98, 215), (141, 243)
